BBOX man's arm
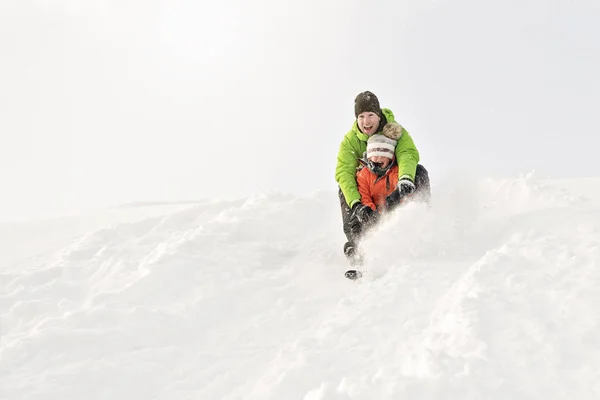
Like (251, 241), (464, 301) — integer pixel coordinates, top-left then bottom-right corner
(394, 127), (420, 181)
(335, 136), (361, 207)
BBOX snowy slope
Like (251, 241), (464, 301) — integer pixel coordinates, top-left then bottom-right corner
(2, 175), (600, 399)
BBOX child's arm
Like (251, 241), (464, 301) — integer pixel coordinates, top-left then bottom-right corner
(357, 170), (377, 211)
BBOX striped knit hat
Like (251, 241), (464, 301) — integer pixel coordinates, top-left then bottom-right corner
(366, 134), (397, 159)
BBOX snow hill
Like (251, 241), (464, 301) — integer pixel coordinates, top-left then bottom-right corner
(2, 174), (600, 399)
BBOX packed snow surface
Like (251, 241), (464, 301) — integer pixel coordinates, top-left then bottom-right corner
(2, 175), (600, 399)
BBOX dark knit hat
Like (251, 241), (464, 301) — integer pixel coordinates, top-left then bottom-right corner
(354, 91), (382, 118)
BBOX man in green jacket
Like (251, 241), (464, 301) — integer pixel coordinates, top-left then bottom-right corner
(335, 91), (431, 264)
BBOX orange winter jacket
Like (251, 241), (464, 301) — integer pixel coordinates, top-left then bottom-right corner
(357, 163), (399, 212)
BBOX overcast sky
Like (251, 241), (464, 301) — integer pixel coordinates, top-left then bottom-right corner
(1, 0), (599, 221)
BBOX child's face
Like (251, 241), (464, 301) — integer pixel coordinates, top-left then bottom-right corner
(357, 112), (380, 136)
(369, 155), (391, 169)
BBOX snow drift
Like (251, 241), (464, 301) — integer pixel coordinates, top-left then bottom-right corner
(1, 175), (600, 399)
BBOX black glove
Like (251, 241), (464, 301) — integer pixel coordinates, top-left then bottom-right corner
(352, 203), (377, 225)
(386, 179), (416, 210)
(398, 178), (416, 196)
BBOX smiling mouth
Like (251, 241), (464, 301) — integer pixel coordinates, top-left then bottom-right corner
(364, 125), (373, 130)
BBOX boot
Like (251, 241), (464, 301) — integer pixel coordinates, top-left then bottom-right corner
(343, 241), (363, 267)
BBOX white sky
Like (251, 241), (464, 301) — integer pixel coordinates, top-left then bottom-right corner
(1, 0), (599, 221)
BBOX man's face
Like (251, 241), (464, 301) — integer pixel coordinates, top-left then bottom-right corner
(368, 155), (391, 169)
(357, 112), (380, 136)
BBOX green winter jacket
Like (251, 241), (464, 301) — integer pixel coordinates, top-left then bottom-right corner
(335, 108), (420, 207)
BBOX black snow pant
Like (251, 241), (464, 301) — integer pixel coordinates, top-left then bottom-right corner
(338, 164), (431, 243)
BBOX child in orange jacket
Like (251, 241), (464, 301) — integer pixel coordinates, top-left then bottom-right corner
(344, 124), (431, 275)
(356, 123), (405, 216)
(357, 134), (400, 212)
(343, 128), (404, 274)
